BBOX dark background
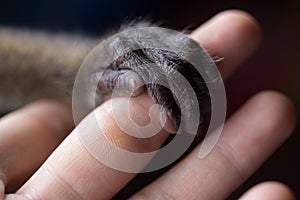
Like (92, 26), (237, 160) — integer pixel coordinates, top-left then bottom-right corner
(1, 0), (299, 199)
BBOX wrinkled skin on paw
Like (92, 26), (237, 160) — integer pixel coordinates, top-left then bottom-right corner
(93, 28), (212, 136)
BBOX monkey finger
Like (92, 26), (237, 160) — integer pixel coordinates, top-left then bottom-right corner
(96, 68), (145, 98)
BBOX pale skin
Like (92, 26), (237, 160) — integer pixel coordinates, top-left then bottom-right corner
(0, 10), (297, 199)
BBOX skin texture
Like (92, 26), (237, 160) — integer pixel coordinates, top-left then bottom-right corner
(0, 10), (296, 199)
(239, 181), (296, 200)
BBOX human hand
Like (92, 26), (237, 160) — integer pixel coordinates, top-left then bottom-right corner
(0, 10), (297, 199)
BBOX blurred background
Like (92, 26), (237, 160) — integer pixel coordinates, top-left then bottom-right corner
(1, 0), (299, 199)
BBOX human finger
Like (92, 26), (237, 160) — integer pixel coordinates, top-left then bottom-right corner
(0, 101), (73, 192)
(6, 10), (263, 199)
(239, 181), (296, 200)
(130, 91), (296, 199)
(190, 9), (262, 79)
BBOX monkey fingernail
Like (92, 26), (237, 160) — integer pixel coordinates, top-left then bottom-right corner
(159, 109), (179, 134)
(114, 70), (145, 96)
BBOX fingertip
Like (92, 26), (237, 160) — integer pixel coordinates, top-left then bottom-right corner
(193, 9), (263, 44)
(217, 9), (263, 44)
(214, 9), (262, 33)
(248, 90), (297, 140)
(190, 9), (263, 79)
(240, 181), (296, 200)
